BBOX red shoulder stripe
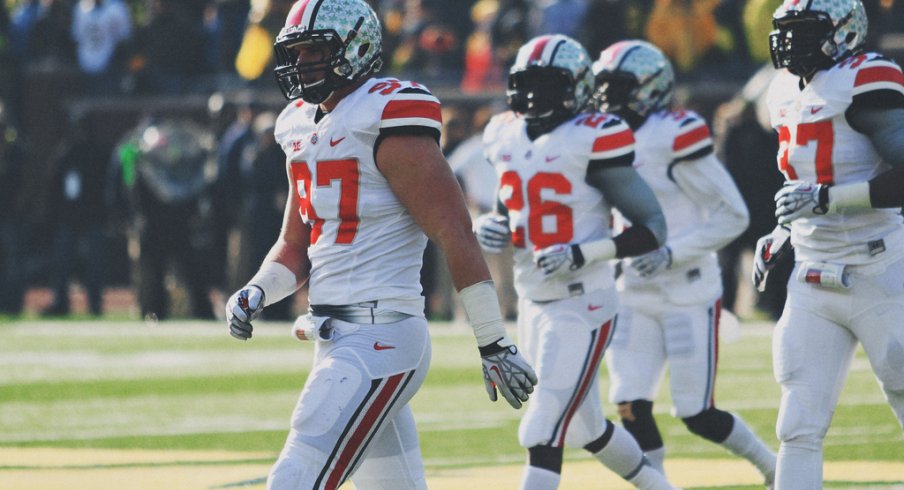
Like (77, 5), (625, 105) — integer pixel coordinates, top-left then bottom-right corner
(382, 99), (442, 123)
(854, 66), (904, 88)
(592, 129), (634, 153)
(673, 125), (711, 152)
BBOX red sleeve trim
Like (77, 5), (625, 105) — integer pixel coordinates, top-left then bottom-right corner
(592, 129), (634, 153)
(381, 99), (442, 123)
(854, 66), (904, 88)
(673, 125), (711, 152)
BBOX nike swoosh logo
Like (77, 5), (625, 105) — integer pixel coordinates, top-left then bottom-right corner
(810, 107), (823, 114)
(588, 304), (603, 311)
(545, 155), (560, 162)
(330, 137), (346, 147)
(373, 341), (395, 351)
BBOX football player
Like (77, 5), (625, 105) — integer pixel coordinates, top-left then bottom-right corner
(224, 1), (537, 488)
(592, 40), (777, 486)
(757, 0), (904, 487)
(476, 34), (676, 490)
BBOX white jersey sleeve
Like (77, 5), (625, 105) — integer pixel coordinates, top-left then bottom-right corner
(483, 111), (634, 302)
(619, 110), (745, 305)
(766, 53), (904, 265)
(274, 78), (443, 316)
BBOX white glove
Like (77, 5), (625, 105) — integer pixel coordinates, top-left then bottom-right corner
(533, 243), (584, 276)
(479, 336), (538, 409)
(226, 286), (265, 340)
(474, 213), (511, 253)
(630, 246), (672, 278)
(775, 180), (828, 225)
(752, 225), (791, 292)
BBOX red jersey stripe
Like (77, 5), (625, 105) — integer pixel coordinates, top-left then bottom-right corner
(592, 129), (634, 153)
(854, 66), (904, 88)
(673, 125), (711, 152)
(382, 99), (442, 123)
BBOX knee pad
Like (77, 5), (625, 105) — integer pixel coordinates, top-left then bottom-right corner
(682, 407), (735, 443)
(617, 400), (663, 451)
(528, 445), (564, 473)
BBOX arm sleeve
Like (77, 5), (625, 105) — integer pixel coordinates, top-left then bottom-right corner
(586, 165), (667, 256)
(667, 153), (750, 266)
(846, 106), (904, 208)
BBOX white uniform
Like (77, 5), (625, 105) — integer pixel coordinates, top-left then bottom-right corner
(766, 53), (904, 487)
(268, 77), (442, 490)
(483, 110), (634, 448)
(606, 110), (749, 417)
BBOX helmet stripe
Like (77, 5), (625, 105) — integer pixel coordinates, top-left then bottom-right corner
(547, 39), (567, 66)
(528, 36), (553, 64)
(286, 0), (312, 27)
(305, 0), (326, 30)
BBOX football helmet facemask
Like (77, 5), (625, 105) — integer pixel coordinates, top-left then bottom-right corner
(769, 0), (868, 78)
(507, 35), (594, 132)
(591, 40), (674, 128)
(274, 0), (383, 103)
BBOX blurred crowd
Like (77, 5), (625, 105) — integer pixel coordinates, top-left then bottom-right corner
(0, 0), (901, 320)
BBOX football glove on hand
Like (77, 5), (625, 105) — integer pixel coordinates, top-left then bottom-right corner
(474, 213), (511, 253)
(630, 246), (672, 278)
(752, 225), (791, 293)
(479, 336), (538, 409)
(533, 243), (584, 276)
(775, 180), (829, 225)
(226, 286), (265, 340)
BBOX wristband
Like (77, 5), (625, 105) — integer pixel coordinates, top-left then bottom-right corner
(828, 182), (871, 213)
(248, 261), (298, 306)
(459, 280), (506, 348)
(579, 238), (617, 264)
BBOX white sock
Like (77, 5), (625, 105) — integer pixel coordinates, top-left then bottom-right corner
(721, 414), (777, 483)
(590, 424), (675, 490)
(645, 446), (666, 475)
(520, 465), (560, 490)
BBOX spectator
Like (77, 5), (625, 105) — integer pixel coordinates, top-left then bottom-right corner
(71, 0), (132, 95)
(532, 0), (587, 38)
(43, 113), (109, 316)
(0, 100), (27, 315)
(389, 0), (464, 85)
(128, 0), (205, 94)
(113, 117), (217, 319)
(31, 0), (77, 66)
(234, 0), (294, 83)
(579, 0), (651, 56)
(645, 0), (720, 74)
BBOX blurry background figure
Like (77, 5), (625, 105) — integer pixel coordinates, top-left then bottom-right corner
(126, 0), (204, 94)
(43, 112), (109, 316)
(233, 110), (294, 320)
(71, 0), (132, 95)
(389, 0), (467, 85)
(447, 103), (517, 320)
(0, 100), (28, 315)
(111, 117), (217, 320)
(713, 64), (788, 320)
(531, 0), (587, 38)
(234, 0), (295, 84)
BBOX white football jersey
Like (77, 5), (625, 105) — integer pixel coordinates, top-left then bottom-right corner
(617, 110), (728, 304)
(767, 53), (904, 264)
(483, 111), (635, 302)
(274, 78), (442, 316)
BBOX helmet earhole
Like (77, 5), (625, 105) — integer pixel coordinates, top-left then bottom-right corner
(358, 43), (370, 58)
(845, 32), (857, 44)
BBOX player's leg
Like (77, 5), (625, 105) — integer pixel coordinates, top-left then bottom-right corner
(668, 299), (776, 483)
(351, 405), (427, 490)
(584, 419), (675, 490)
(605, 303), (668, 473)
(773, 283), (857, 490)
(268, 317), (430, 490)
(849, 256), (904, 430)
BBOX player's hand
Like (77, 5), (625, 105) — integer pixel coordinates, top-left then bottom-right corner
(534, 243), (584, 276)
(226, 286), (265, 340)
(479, 336), (538, 409)
(474, 213), (511, 253)
(752, 225), (791, 292)
(775, 180), (829, 225)
(630, 246), (672, 278)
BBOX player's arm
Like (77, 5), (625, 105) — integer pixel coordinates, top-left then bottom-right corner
(667, 152), (750, 266)
(226, 163), (310, 340)
(377, 132), (537, 409)
(846, 105), (904, 207)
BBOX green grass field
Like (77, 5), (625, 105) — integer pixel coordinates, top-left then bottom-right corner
(2, 318), (902, 489)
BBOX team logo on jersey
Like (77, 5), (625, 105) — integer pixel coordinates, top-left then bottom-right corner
(292, 140), (302, 152)
(501, 153), (512, 162)
(311, 132), (319, 145)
